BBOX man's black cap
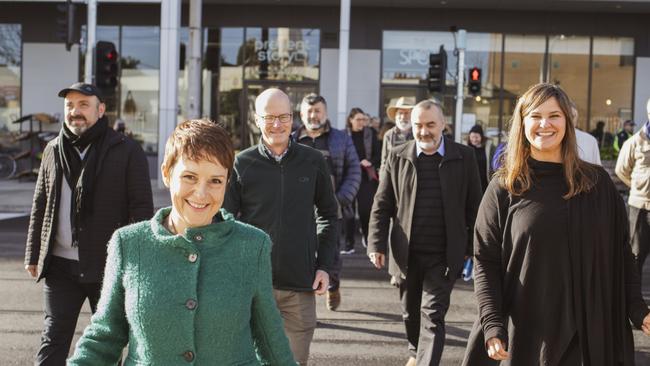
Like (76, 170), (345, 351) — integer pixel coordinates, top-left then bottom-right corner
(58, 82), (104, 102)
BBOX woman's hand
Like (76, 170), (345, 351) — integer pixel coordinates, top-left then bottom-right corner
(360, 159), (372, 168)
(642, 313), (650, 336)
(486, 337), (509, 361)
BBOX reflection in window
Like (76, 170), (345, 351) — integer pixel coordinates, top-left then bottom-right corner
(0, 24), (21, 134)
(243, 28), (319, 81)
(590, 37), (634, 141)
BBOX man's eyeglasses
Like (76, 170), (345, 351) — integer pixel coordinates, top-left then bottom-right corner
(257, 113), (293, 124)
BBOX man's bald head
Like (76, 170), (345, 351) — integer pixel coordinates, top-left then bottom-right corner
(256, 88), (291, 115)
(255, 88), (293, 153)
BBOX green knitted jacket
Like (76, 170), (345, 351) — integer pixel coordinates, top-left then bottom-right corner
(68, 207), (296, 365)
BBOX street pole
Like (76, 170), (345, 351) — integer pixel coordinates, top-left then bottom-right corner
(84, 0), (97, 84)
(158, 0), (181, 187)
(454, 29), (466, 143)
(186, 0), (202, 119)
(336, 0), (350, 129)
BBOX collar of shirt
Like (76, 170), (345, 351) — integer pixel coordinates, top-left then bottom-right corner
(297, 121), (331, 141)
(261, 138), (291, 163)
(416, 136), (445, 157)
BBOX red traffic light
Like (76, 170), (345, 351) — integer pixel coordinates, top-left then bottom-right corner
(470, 67), (481, 81)
(105, 50), (117, 60)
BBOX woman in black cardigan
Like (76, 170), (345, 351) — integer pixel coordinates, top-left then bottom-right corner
(462, 83), (650, 365)
(343, 108), (381, 253)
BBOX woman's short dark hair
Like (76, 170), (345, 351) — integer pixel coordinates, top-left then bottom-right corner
(162, 119), (234, 180)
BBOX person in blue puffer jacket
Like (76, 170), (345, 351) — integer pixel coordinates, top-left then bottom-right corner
(292, 93), (361, 312)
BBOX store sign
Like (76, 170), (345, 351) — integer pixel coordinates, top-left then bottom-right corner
(382, 31), (454, 80)
(254, 39), (311, 64)
(398, 49), (430, 66)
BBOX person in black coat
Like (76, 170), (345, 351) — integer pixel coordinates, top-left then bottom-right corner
(462, 83), (650, 365)
(344, 107), (381, 252)
(24, 83), (153, 365)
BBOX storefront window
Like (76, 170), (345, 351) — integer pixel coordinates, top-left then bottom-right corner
(243, 27), (319, 82)
(590, 37), (634, 141)
(120, 26), (160, 154)
(80, 26), (159, 154)
(547, 35), (590, 130)
(502, 34), (546, 132)
(0, 24), (21, 135)
(381, 31), (455, 86)
(210, 27), (245, 150)
(462, 33), (503, 143)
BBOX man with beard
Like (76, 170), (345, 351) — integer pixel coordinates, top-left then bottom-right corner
(367, 99), (482, 366)
(24, 82), (153, 365)
(381, 96), (416, 166)
(292, 93), (360, 311)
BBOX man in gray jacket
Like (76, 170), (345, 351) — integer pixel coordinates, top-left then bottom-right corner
(616, 97), (650, 279)
(368, 99), (482, 366)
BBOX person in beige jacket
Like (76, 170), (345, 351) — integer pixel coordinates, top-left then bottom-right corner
(615, 97), (650, 278)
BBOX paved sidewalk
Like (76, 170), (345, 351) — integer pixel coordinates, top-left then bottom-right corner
(0, 179), (171, 214)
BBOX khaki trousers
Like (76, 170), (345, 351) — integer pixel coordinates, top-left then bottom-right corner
(273, 289), (317, 365)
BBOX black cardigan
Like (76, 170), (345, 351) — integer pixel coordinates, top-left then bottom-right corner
(463, 163), (649, 366)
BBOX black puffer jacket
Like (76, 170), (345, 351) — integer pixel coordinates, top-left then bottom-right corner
(24, 128), (153, 283)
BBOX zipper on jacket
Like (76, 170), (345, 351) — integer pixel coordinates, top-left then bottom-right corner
(279, 161), (284, 231)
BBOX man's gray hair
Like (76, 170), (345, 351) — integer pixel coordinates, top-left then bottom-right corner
(413, 98), (444, 114)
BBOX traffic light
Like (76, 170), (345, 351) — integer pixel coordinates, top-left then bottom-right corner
(56, 0), (76, 51)
(427, 46), (447, 93)
(95, 41), (119, 91)
(468, 67), (482, 96)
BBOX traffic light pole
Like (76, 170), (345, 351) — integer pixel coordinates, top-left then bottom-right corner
(454, 29), (466, 143)
(84, 0), (97, 84)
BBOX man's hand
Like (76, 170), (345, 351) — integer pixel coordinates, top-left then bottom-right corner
(312, 270), (329, 295)
(642, 313), (650, 336)
(368, 252), (385, 269)
(25, 265), (37, 278)
(486, 337), (509, 361)
(360, 159), (372, 168)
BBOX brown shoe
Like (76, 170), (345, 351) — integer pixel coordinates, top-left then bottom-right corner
(405, 357), (416, 366)
(326, 289), (341, 311)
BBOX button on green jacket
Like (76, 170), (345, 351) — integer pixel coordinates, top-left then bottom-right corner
(68, 207), (296, 365)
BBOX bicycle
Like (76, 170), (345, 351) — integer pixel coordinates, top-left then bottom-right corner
(0, 153), (17, 179)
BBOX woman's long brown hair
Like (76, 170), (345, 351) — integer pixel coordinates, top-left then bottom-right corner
(496, 83), (598, 199)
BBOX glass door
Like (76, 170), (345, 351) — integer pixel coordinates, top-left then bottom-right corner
(241, 81), (318, 149)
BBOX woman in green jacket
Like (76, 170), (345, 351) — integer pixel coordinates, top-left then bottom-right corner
(69, 119), (296, 365)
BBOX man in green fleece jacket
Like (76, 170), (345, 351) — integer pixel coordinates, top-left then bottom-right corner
(224, 88), (339, 366)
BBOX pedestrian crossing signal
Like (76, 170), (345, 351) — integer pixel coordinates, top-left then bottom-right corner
(468, 67), (482, 96)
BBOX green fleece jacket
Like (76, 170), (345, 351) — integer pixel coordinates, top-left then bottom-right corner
(68, 207), (296, 366)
